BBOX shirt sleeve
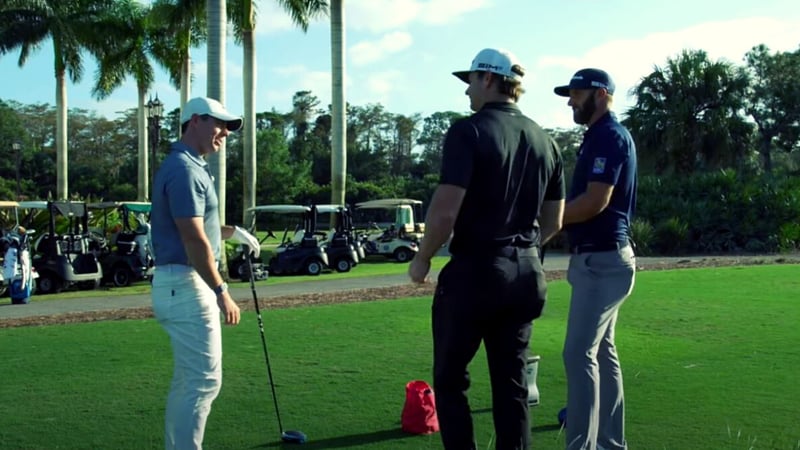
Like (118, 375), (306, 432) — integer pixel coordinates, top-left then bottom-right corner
(439, 119), (478, 188)
(586, 129), (629, 186)
(165, 165), (206, 219)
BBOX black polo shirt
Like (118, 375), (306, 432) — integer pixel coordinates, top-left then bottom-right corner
(566, 111), (637, 246)
(440, 102), (565, 257)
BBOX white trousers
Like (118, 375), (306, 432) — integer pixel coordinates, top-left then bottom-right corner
(152, 264), (222, 450)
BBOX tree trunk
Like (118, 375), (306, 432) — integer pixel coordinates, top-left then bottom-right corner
(330, 0), (346, 211)
(242, 0), (257, 226)
(180, 50), (191, 133)
(761, 135), (773, 173)
(206, 0), (227, 224)
(56, 70), (68, 200)
(137, 87), (149, 201)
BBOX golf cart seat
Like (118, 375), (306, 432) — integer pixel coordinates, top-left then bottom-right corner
(36, 234), (60, 256)
(292, 229), (306, 244)
(300, 234), (318, 248)
(115, 231), (139, 254)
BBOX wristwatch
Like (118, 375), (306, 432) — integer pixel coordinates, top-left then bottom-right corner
(213, 282), (229, 296)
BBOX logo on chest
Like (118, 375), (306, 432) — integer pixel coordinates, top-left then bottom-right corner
(592, 157), (606, 174)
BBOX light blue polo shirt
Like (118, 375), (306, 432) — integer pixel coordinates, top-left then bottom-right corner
(150, 142), (221, 266)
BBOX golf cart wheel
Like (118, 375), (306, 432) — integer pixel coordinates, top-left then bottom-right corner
(334, 258), (352, 273)
(305, 260), (323, 276)
(394, 247), (413, 263)
(111, 266), (133, 287)
(36, 272), (63, 295)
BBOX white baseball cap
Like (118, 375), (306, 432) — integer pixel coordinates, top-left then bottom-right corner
(180, 97), (243, 131)
(452, 48), (525, 84)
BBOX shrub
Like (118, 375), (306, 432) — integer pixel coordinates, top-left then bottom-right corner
(630, 218), (654, 256)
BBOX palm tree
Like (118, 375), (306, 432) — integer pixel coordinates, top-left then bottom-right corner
(329, 0), (346, 208)
(230, 0), (329, 224)
(206, 0), (228, 222)
(88, 1), (185, 201)
(0, 0), (113, 199)
(150, 0), (207, 115)
(626, 49), (750, 174)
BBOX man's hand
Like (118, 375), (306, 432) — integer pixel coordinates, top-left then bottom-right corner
(217, 292), (241, 325)
(231, 226), (261, 258)
(408, 257), (431, 284)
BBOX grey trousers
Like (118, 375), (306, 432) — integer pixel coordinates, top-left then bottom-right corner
(563, 246), (635, 450)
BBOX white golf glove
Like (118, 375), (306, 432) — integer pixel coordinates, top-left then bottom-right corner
(231, 226), (261, 258)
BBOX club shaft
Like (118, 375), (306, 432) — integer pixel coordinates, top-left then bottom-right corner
(248, 256), (285, 434)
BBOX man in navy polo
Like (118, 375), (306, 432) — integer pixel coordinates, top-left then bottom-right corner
(554, 69), (637, 450)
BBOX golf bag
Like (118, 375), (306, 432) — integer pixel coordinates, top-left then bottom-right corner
(2, 231), (35, 304)
(401, 380), (439, 435)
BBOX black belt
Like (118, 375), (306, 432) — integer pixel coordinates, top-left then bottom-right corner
(570, 240), (631, 254)
(454, 245), (539, 259)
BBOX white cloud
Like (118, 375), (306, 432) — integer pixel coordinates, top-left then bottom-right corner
(347, 0), (490, 32)
(264, 66), (332, 111)
(255, 2), (324, 34)
(531, 16), (800, 129)
(350, 32), (413, 66)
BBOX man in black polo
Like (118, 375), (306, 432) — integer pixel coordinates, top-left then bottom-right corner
(554, 68), (637, 450)
(409, 47), (565, 450)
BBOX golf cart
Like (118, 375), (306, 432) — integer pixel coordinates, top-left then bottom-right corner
(87, 201), (155, 287)
(355, 198), (426, 241)
(354, 198), (422, 262)
(0, 201), (38, 303)
(247, 205), (329, 276)
(20, 200), (103, 295)
(314, 204), (362, 273)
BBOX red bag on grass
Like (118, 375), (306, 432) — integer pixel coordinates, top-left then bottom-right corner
(401, 380), (440, 434)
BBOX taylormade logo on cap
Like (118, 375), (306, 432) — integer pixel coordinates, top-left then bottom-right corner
(180, 97), (244, 132)
(453, 48), (525, 84)
(554, 68), (616, 97)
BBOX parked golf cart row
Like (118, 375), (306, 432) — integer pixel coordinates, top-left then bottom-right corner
(230, 201), (422, 280)
(0, 200), (154, 296)
(232, 204), (362, 280)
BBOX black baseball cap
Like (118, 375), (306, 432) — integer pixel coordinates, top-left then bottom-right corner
(554, 68), (615, 97)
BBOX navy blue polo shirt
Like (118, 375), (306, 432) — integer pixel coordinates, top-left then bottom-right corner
(566, 112), (637, 246)
(440, 102), (565, 256)
(150, 142), (222, 265)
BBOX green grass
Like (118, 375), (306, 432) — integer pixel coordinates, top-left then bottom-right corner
(1, 265), (799, 449)
(29, 256), (450, 301)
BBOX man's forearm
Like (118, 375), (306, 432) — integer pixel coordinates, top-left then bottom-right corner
(184, 237), (225, 290)
(564, 194), (603, 225)
(416, 215), (455, 261)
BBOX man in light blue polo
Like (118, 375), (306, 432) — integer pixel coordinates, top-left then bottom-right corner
(150, 96), (261, 450)
(554, 69), (637, 450)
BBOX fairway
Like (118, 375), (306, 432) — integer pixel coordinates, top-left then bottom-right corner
(1, 265), (799, 449)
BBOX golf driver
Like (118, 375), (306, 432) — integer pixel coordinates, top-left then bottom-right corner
(247, 254), (307, 444)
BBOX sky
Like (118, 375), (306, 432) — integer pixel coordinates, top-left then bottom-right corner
(1, 0), (800, 131)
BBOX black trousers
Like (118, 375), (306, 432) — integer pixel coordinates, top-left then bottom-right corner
(432, 247), (547, 450)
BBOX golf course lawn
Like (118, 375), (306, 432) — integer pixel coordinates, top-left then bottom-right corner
(0, 264), (798, 449)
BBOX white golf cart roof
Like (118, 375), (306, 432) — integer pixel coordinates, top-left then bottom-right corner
(17, 200), (48, 210)
(314, 204), (345, 214)
(247, 205), (311, 214)
(355, 198), (422, 209)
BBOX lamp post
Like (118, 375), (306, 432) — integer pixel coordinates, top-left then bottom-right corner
(12, 141), (21, 200)
(146, 95), (164, 194)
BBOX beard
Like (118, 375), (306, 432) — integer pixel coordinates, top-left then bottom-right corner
(573, 93), (596, 125)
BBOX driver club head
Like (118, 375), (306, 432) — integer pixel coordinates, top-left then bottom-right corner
(281, 430), (307, 444)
